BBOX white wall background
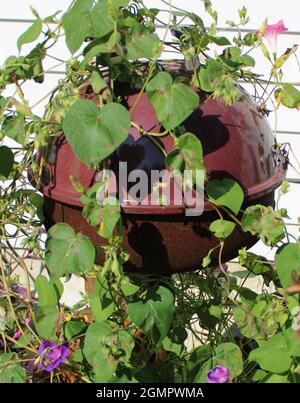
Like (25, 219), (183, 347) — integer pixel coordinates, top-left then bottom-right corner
(1, 0), (299, 262)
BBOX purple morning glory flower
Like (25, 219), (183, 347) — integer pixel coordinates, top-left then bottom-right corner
(38, 340), (69, 372)
(10, 284), (35, 300)
(207, 365), (229, 383)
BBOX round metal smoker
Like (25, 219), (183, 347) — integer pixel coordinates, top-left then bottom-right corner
(39, 79), (287, 274)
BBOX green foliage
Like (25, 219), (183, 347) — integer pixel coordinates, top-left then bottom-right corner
(62, 0), (129, 54)
(238, 250), (273, 278)
(78, 181), (122, 239)
(275, 243), (300, 288)
(88, 274), (115, 322)
(221, 46), (255, 68)
(146, 72), (199, 130)
(162, 327), (188, 356)
(126, 25), (160, 60)
(63, 100), (130, 168)
(194, 59), (223, 93)
(0, 353), (26, 383)
(83, 32), (121, 66)
(128, 284), (175, 343)
(249, 328), (300, 373)
(2, 114), (26, 145)
(206, 178), (244, 215)
(120, 277), (139, 297)
(209, 219), (236, 239)
(165, 132), (204, 174)
(0, 44), (46, 85)
(17, 19), (42, 52)
(45, 223), (96, 277)
(35, 275), (62, 307)
(64, 320), (86, 340)
(0, 146), (14, 178)
(233, 295), (288, 340)
(241, 205), (285, 246)
(193, 46), (253, 105)
(36, 305), (58, 339)
(195, 343), (243, 382)
(275, 84), (300, 109)
(83, 321), (134, 382)
(99, 198), (121, 239)
(186, 345), (212, 382)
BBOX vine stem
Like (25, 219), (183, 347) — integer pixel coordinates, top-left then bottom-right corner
(129, 0), (173, 114)
(4, 334), (37, 354)
(5, 237), (32, 303)
(29, 51), (83, 111)
(0, 254), (36, 352)
(131, 121), (169, 137)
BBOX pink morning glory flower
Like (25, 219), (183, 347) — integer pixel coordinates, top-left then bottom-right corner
(12, 318), (31, 340)
(38, 340), (69, 372)
(260, 20), (288, 53)
(207, 365), (230, 383)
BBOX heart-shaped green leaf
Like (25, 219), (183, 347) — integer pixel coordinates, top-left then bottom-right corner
(146, 72), (199, 130)
(45, 223), (96, 277)
(128, 284), (175, 343)
(0, 353), (26, 383)
(193, 60), (223, 93)
(275, 243), (300, 288)
(275, 84), (300, 109)
(83, 321), (134, 381)
(83, 31), (121, 66)
(206, 178), (244, 215)
(2, 114), (26, 145)
(83, 321), (115, 367)
(249, 330), (294, 373)
(212, 343), (243, 378)
(62, 0), (129, 54)
(63, 99), (130, 168)
(126, 25), (161, 60)
(209, 219), (236, 239)
(166, 132), (204, 173)
(241, 205), (285, 246)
